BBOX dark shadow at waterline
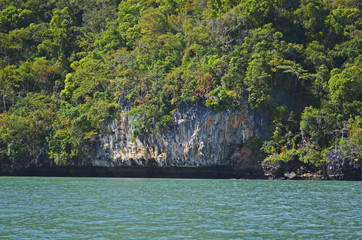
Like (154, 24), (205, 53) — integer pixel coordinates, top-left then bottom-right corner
(1, 166), (239, 179)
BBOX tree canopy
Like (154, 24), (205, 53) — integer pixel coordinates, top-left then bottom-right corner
(0, 0), (361, 167)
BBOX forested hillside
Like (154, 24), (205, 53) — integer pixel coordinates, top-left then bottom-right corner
(0, 0), (361, 168)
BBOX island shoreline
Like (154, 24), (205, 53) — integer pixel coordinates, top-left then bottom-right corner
(2, 166), (360, 180)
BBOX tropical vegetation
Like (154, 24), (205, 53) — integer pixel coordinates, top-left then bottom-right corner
(0, 0), (361, 167)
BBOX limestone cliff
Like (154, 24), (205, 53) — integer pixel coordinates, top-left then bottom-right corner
(94, 102), (267, 168)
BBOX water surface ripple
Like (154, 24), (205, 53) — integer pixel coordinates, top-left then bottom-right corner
(1, 177), (361, 239)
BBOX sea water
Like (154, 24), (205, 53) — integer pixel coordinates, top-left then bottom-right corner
(1, 177), (361, 239)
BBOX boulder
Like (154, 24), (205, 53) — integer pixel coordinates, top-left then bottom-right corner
(284, 171), (297, 179)
(230, 147), (264, 178)
(326, 150), (361, 180)
(261, 160), (288, 179)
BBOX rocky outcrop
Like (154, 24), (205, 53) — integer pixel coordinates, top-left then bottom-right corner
(261, 159), (324, 180)
(326, 150), (361, 180)
(261, 151), (362, 180)
(94, 102), (267, 170)
(4, 99), (360, 180)
(230, 147), (264, 178)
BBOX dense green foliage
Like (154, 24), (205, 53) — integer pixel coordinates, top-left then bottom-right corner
(0, 0), (361, 167)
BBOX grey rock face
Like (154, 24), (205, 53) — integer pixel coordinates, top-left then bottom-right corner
(94, 102), (267, 167)
(326, 150), (361, 180)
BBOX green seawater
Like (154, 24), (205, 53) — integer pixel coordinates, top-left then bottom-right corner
(1, 177), (361, 240)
